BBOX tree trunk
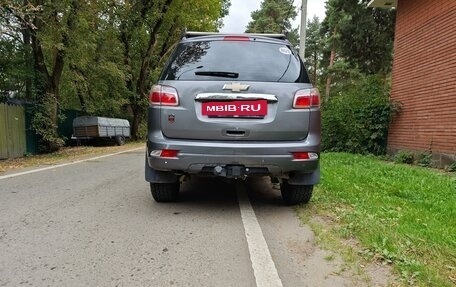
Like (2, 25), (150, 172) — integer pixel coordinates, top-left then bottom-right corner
(29, 0), (78, 152)
(21, 3), (33, 100)
(131, 106), (142, 141)
(325, 49), (335, 101)
(129, 0), (174, 140)
(136, 0), (173, 95)
(325, 28), (337, 101)
(69, 64), (88, 113)
(313, 52), (317, 85)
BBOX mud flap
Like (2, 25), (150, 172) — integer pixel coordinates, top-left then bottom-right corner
(287, 168), (320, 185)
(145, 158), (178, 183)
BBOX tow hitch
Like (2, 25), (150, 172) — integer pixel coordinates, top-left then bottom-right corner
(213, 165), (247, 179)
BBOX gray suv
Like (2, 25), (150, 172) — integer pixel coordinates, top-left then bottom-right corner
(145, 32), (321, 205)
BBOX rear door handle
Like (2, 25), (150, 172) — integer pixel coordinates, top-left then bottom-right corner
(224, 129), (249, 137)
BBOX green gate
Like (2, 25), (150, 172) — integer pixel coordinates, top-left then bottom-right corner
(0, 103), (26, 159)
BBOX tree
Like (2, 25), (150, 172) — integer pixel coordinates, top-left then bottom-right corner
(114, 0), (229, 139)
(321, 0), (396, 75)
(318, 0), (397, 155)
(1, 0), (230, 150)
(0, 1), (35, 101)
(304, 16), (323, 85)
(320, 0), (395, 99)
(59, 0), (128, 117)
(245, 0), (299, 47)
(2, 1), (85, 151)
(0, 38), (27, 100)
(321, 74), (396, 155)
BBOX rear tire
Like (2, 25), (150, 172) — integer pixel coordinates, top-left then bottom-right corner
(280, 182), (313, 205)
(115, 135), (125, 146)
(150, 182), (180, 202)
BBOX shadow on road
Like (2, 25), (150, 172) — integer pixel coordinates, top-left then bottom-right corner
(178, 177), (237, 204)
(176, 176), (284, 207)
(244, 177), (284, 207)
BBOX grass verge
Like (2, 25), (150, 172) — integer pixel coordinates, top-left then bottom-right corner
(298, 152), (456, 286)
(0, 141), (144, 173)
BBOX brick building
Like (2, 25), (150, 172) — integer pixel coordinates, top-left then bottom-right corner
(369, 0), (456, 166)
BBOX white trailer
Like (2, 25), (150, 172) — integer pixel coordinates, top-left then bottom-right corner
(72, 116), (130, 145)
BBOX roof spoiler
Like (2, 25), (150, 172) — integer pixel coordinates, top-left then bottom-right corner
(182, 31), (287, 40)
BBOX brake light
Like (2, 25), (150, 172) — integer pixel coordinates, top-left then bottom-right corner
(151, 149), (179, 158)
(292, 152), (319, 161)
(149, 85), (179, 106)
(160, 149), (179, 158)
(223, 36), (250, 41)
(292, 152), (309, 160)
(293, 88), (320, 109)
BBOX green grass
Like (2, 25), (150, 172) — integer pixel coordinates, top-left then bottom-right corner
(298, 152), (456, 286)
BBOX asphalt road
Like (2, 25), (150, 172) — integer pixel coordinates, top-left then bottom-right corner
(0, 148), (361, 287)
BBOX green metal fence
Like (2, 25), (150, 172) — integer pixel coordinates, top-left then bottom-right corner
(24, 104), (39, 154)
(1, 103), (85, 158)
(59, 109), (82, 143)
(0, 103), (26, 159)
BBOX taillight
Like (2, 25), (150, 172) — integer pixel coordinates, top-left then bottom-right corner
(149, 85), (179, 106)
(160, 149), (179, 158)
(293, 88), (320, 109)
(291, 152), (319, 161)
(150, 149), (179, 158)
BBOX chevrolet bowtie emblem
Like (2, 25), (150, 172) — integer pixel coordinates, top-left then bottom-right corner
(223, 83), (250, 92)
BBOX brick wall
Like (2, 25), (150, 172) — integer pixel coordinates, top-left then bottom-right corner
(388, 0), (456, 159)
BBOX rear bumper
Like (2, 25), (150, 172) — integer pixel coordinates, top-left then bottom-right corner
(146, 131), (320, 177)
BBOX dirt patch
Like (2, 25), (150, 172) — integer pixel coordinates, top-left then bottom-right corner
(0, 142), (144, 174)
(364, 262), (394, 287)
(305, 214), (398, 287)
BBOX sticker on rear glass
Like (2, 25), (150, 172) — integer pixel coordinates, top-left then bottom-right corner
(279, 47), (292, 55)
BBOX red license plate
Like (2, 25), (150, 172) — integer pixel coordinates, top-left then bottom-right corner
(202, 100), (268, 116)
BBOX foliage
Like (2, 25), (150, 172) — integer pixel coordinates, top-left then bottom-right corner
(393, 151), (435, 167)
(0, 39), (28, 100)
(321, 0), (396, 75)
(245, 0), (299, 47)
(448, 162), (456, 172)
(31, 98), (65, 152)
(99, 0), (229, 140)
(394, 150), (414, 164)
(298, 152), (456, 286)
(1, 0), (230, 148)
(321, 74), (398, 155)
(416, 152), (433, 167)
(1, 0), (88, 151)
(316, 0), (398, 156)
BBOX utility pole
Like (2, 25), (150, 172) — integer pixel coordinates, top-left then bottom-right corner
(299, 0), (307, 60)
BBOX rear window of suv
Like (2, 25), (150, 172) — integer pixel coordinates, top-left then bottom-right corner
(161, 39), (310, 83)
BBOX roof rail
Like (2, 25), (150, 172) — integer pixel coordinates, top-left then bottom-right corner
(183, 31), (287, 40)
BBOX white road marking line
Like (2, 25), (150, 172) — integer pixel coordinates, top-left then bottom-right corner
(236, 182), (283, 287)
(0, 147), (144, 180)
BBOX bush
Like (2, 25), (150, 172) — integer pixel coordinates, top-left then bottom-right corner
(32, 98), (65, 153)
(394, 150), (414, 164)
(448, 162), (456, 172)
(321, 74), (398, 155)
(416, 152), (433, 167)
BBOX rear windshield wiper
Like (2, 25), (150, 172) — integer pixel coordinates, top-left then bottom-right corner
(194, 71), (239, 78)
